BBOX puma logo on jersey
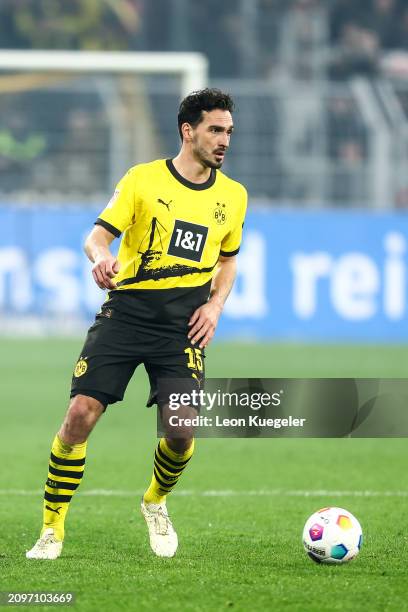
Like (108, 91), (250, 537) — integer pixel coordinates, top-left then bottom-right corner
(45, 505), (62, 515)
(157, 198), (172, 210)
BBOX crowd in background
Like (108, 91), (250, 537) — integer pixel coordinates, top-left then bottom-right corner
(0, 89), (109, 197)
(0, 0), (407, 204)
(329, 0), (408, 79)
(0, 0), (142, 52)
(0, 0), (406, 79)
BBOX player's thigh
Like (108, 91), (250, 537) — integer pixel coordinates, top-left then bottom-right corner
(71, 316), (141, 404)
(144, 345), (205, 410)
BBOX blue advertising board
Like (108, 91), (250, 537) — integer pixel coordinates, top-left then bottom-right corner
(0, 205), (407, 341)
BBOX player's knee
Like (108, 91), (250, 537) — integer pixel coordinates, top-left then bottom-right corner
(166, 436), (194, 454)
(161, 403), (196, 446)
(67, 395), (104, 430)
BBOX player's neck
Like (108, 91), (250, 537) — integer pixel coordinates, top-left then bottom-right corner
(172, 152), (212, 185)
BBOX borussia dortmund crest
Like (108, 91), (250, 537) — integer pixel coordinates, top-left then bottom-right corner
(213, 202), (227, 225)
(74, 358), (88, 377)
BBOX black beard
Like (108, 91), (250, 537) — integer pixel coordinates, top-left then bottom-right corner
(202, 156), (223, 170)
(193, 144), (224, 170)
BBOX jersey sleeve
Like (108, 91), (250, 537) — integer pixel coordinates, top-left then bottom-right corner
(95, 170), (136, 237)
(220, 186), (248, 257)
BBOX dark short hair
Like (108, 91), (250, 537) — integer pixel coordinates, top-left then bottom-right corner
(178, 88), (235, 140)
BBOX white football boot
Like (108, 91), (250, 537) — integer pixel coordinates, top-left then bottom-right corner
(141, 500), (178, 558)
(26, 528), (63, 560)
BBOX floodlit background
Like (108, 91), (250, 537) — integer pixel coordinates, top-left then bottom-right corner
(1, 4), (408, 610)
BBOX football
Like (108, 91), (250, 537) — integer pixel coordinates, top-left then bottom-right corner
(302, 507), (363, 564)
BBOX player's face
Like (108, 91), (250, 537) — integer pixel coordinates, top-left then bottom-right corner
(190, 110), (234, 169)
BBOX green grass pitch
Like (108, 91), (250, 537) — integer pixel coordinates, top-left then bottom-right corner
(1, 339), (408, 611)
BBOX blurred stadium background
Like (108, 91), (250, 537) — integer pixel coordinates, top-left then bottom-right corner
(0, 0), (408, 341)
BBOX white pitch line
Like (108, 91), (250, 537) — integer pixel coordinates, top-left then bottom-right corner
(0, 489), (407, 497)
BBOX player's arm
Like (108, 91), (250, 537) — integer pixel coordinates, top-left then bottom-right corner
(209, 254), (237, 309)
(188, 254), (237, 349)
(84, 225), (120, 290)
(86, 168), (136, 289)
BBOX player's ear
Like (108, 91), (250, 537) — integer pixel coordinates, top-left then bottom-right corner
(181, 122), (193, 142)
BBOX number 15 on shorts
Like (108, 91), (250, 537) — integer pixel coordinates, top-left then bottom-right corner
(184, 347), (203, 372)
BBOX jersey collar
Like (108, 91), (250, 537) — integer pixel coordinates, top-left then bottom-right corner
(166, 159), (216, 191)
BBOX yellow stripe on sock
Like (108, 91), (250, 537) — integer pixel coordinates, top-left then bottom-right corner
(47, 471), (83, 483)
(44, 484), (76, 496)
(160, 438), (195, 463)
(54, 434), (87, 459)
(48, 460), (84, 473)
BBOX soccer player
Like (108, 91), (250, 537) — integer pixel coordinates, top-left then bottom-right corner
(26, 88), (247, 560)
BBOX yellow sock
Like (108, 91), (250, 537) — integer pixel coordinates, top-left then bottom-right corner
(143, 438), (194, 505)
(42, 434), (87, 541)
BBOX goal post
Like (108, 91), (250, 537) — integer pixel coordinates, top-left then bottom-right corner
(0, 50), (209, 333)
(0, 50), (208, 98)
(0, 50), (208, 197)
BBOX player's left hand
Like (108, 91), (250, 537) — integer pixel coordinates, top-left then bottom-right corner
(188, 299), (223, 349)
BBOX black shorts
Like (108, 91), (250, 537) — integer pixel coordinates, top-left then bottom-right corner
(70, 313), (205, 410)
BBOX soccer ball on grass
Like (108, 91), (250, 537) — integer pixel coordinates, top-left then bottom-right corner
(302, 506), (362, 564)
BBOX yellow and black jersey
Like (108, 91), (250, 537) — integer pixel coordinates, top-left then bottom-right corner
(94, 158), (247, 337)
(96, 158), (247, 290)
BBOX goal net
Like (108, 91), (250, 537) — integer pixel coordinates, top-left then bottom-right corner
(0, 50), (208, 201)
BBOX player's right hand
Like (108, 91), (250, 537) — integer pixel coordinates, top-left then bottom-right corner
(92, 257), (120, 290)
